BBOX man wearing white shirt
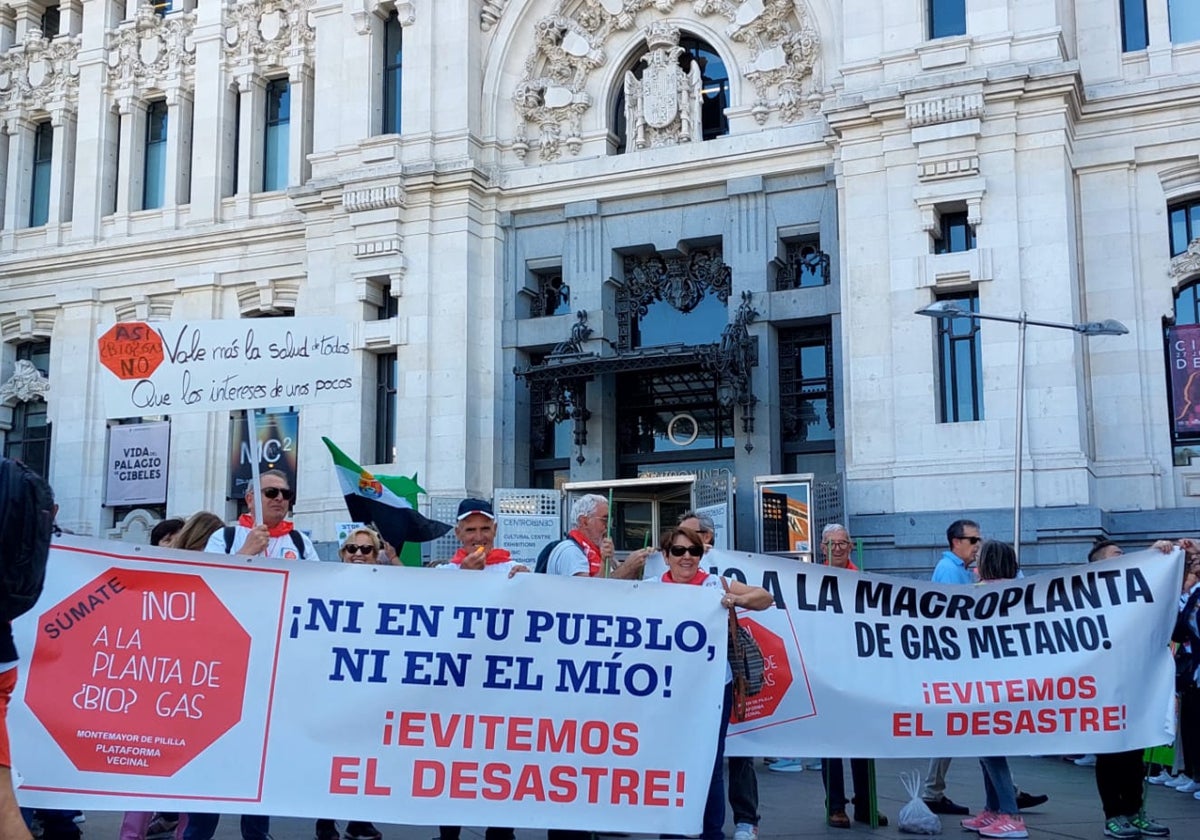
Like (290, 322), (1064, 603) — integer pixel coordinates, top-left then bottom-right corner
(204, 469), (317, 561)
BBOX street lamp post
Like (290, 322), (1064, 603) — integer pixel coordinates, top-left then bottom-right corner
(915, 301), (1128, 563)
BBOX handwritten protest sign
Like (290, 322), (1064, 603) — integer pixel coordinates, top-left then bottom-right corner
(11, 538), (726, 833)
(97, 319), (355, 420)
(711, 547), (1181, 757)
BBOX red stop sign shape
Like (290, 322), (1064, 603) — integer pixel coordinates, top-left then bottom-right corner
(25, 567), (251, 776)
(98, 322), (164, 381)
(732, 617), (793, 722)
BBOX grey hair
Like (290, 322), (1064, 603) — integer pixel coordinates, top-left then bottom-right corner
(822, 523), (849, 541)
(570, 493), (607, 526)
(678, 510), (715, 531)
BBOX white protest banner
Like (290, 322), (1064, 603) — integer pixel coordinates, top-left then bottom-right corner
(97, 319), (354, 420)
(710, 547), (1181, 758)
(104, 422), (170, 505)
(10, 538), (727, 833)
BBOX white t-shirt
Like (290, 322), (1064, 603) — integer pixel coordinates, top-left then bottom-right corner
(204, 523), (319, 561)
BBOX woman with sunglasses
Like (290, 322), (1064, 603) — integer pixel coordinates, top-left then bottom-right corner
(653, 526), (771, 840)
(339, 528), (383, 564)
(309, 529), (387, 840)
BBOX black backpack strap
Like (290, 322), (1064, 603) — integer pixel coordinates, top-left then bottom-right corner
(289, 530), (306, 558)
(223, 525), (236, 554)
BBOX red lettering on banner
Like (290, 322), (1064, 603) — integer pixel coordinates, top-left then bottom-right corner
(330, 757), (358, 794)
(943, 705), (1126, 736)
(507, 717), (533, 751)
(413, 759), (444, 795)
(514, 764), (547, 801)
(644, 769), (670, 806)
(409, 761), (679, 805)
(892, 712), (933, 737)
(612, 768), (638, 804)
(330, 757), (392, 796)
(383, 712), (641, 755)
(398, 712), (424, 746)
(450, 762), (479, 798)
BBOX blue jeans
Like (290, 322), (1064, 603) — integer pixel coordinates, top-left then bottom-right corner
(979, 757), (1018, 814)
(183, 813), (270, 840)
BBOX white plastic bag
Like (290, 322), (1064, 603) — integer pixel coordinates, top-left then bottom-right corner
(898, 769), (943, 834)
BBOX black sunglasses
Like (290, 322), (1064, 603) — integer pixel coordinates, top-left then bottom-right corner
(262, 487), (294, 501)
(958, 535), (981, 544)
(668, 545), (704, 557)
(342, 544), (376, 555)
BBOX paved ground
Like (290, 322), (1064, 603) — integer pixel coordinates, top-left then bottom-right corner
(41, 756), (1200, 839)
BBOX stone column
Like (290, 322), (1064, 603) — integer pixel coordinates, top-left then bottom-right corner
(186, 0), (228, 223)
(1, 117), (34, 245)
(286, 62), (313, 188)
(163, 88), (193, 213)
(113, 97), (138, 219)
(234, 74), (264, 215)
(43, 107), (77, 242)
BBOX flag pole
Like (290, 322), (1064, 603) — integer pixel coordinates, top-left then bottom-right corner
(249, 408), (263, 527)
(605, 488), (614, 579)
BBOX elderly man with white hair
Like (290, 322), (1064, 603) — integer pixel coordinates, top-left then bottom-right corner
(544, 493), (648, 580)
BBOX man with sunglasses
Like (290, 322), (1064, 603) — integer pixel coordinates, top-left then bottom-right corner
(931, 519), (982, 584)
(204, 469), (316, 561)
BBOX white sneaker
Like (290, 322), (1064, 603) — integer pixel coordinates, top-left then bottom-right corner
(1147, 770), (1175, 785)
(1165, 774), (1193, 788)
(1177, 778), (1200, 793)
(1074, 754), (1097, 766)
(733, 823), (758, 840)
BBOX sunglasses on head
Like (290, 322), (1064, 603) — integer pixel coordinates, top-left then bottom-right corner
(262, 487), (294, 501)
(669, 545), (704, 557)
(343, 544), (376, 555)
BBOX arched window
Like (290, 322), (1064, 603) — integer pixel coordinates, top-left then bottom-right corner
(611, 33), (729, 155)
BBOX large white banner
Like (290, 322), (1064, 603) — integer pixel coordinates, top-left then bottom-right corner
(97, 319), (354, 420)
(10, 541), (1181, 826)
(711, 547), (1181, 758)
(104, 422), (170, 506)
(10, 539), (726, 833)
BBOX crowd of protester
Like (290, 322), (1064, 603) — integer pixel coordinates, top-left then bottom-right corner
(5, 476), (1198, 840)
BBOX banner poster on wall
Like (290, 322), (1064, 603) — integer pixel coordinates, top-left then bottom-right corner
(104, 422), (171, 506)
(228, 411), (299, 500)
(1168, 323), (1200, 436)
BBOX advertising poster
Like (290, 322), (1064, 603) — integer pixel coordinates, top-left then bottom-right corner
(1168, 323), (1200, 436)
(228, 411), (298, 500)
(104, 422), (170, 506)
(757, 478), (812, 555)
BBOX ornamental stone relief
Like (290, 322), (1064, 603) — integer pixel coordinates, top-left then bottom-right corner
(105, 4), (197, 97)
(0, 29), (80, 114)
(512, 0), (820, 162)
(224, 0), (316, 71)
(0, 361), (51, 406)
(623, 22), (702, 150)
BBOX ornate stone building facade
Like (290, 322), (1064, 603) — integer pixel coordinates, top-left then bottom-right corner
(2, 0), (1199, 568)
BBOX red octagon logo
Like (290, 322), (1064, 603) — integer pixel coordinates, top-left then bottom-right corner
(25, 567), (251, 776)
(98, 322), (164, 381)
(733, 617), (793, 722)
